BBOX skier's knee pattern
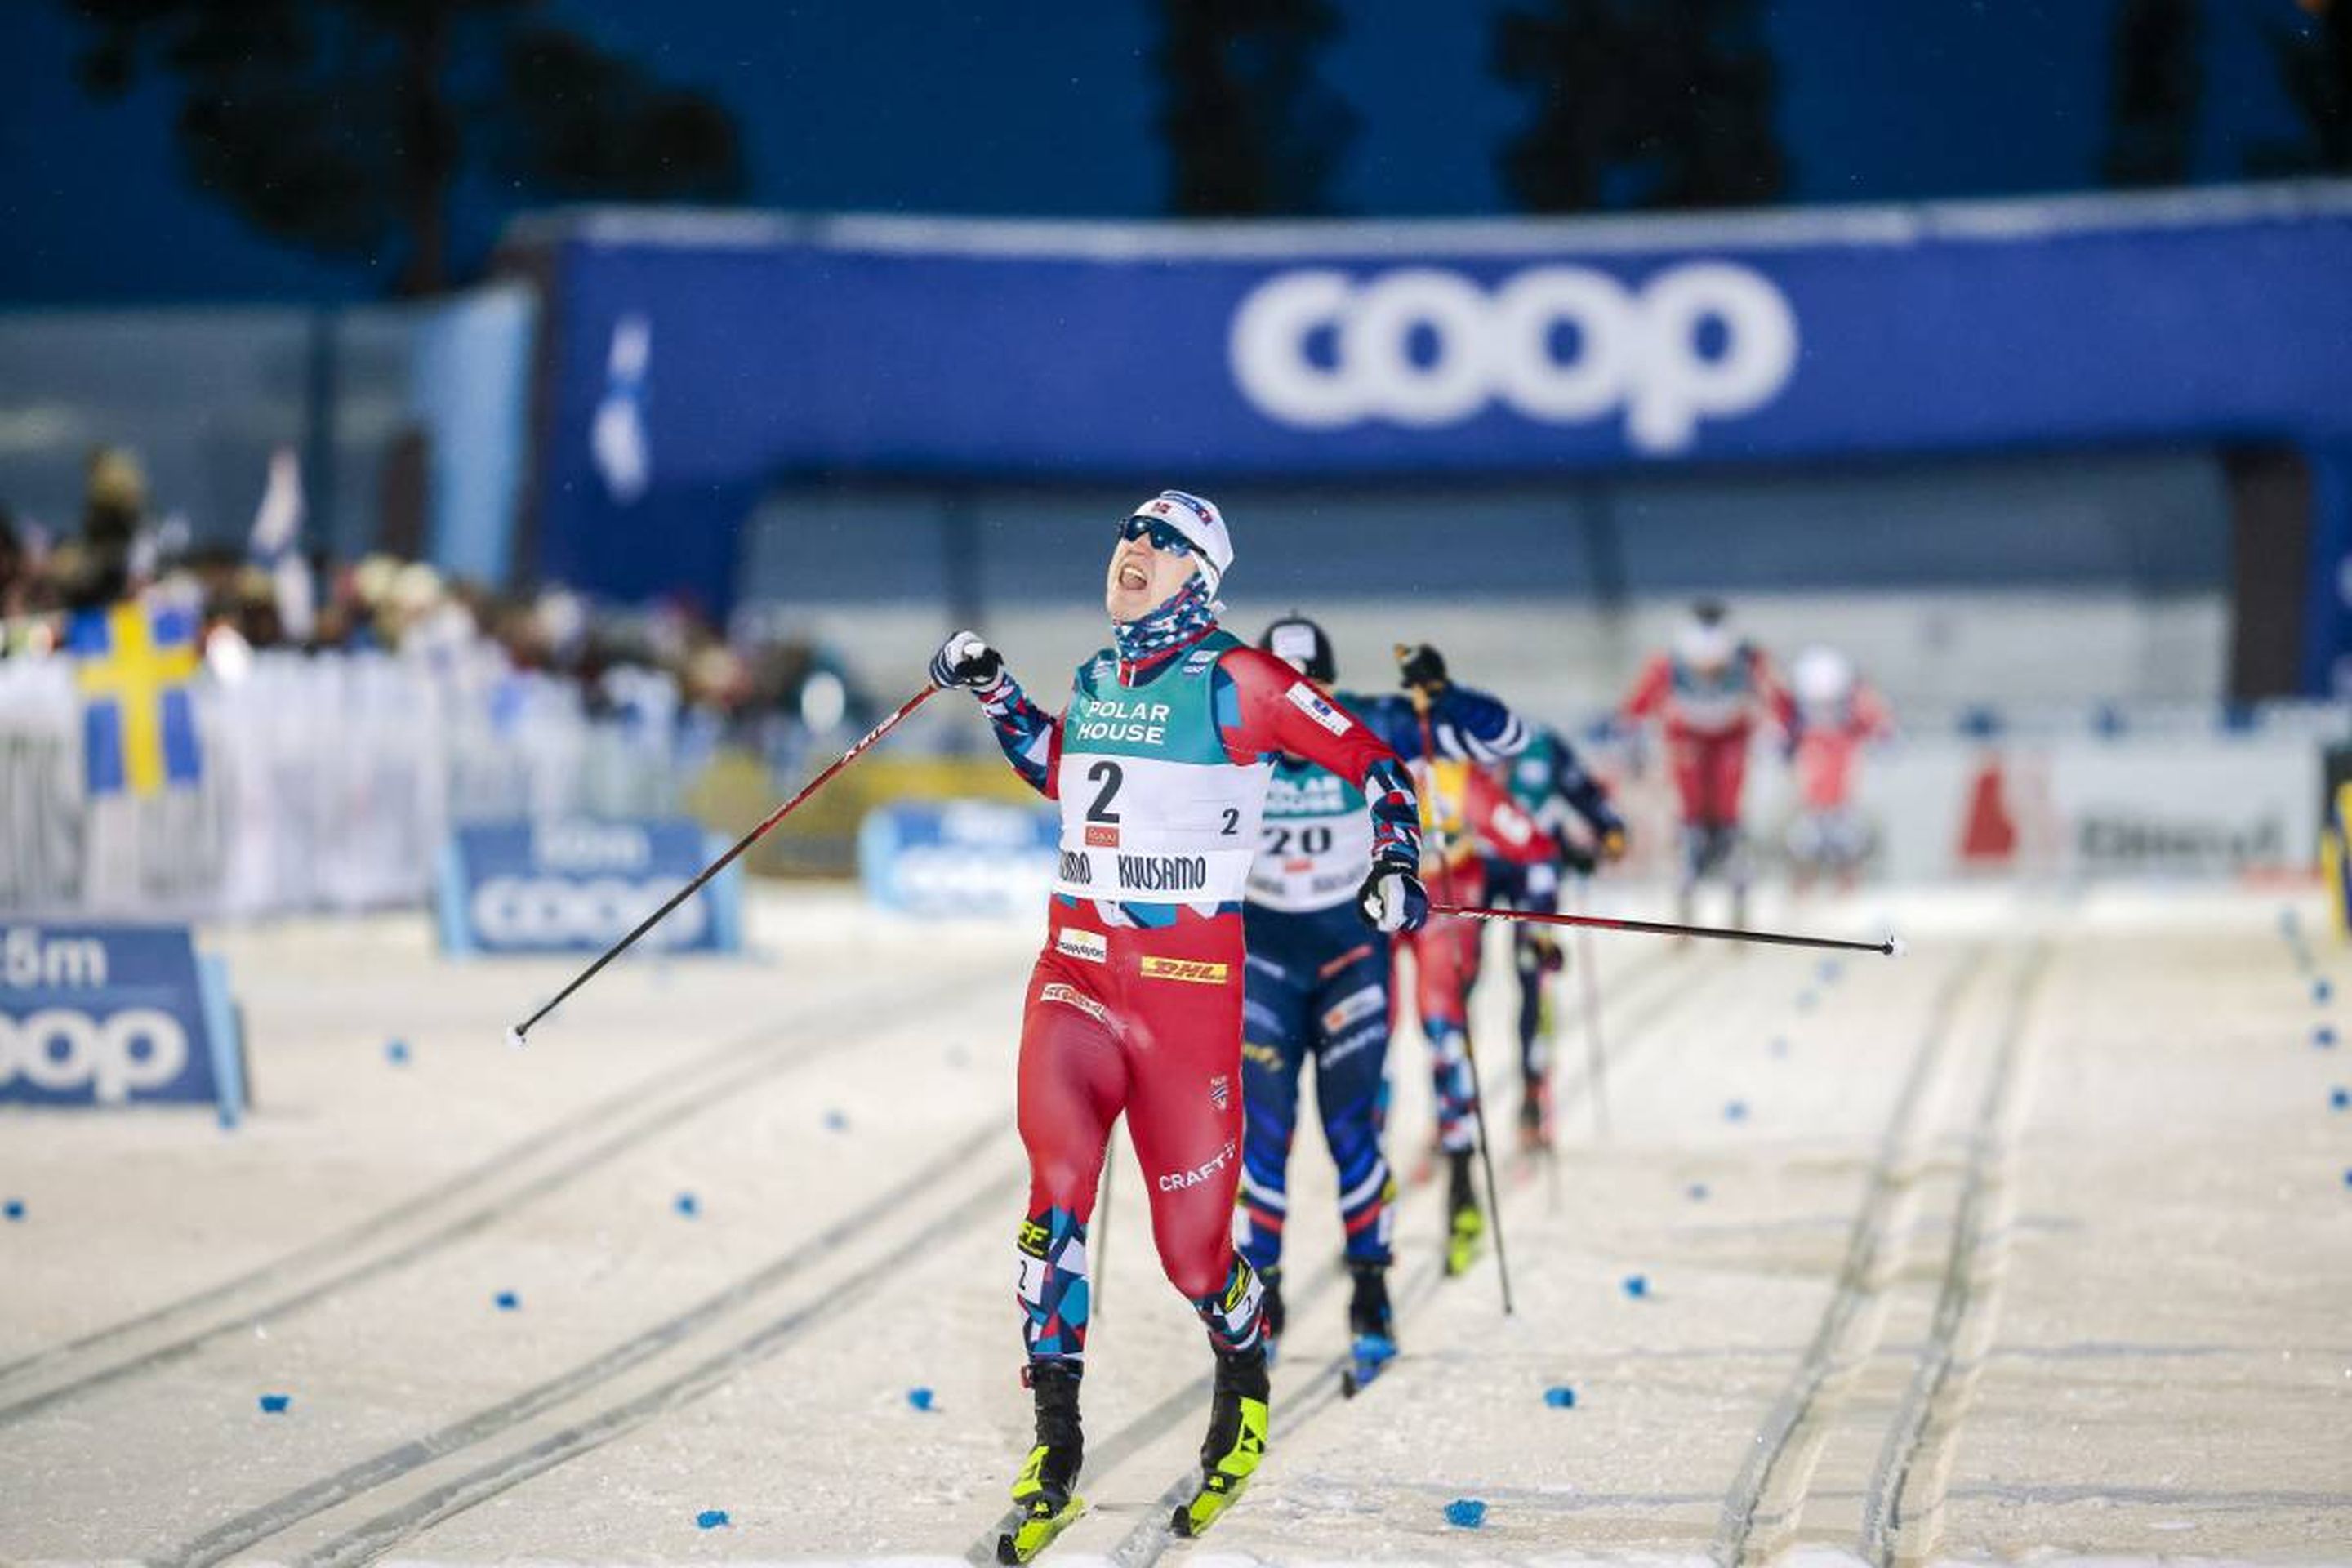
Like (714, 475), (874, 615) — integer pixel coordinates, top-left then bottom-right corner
(1427, 1020), (1477, 1152)
(1190, 1254), (1267, 1357)
(1015, 1206), (1091, 1361)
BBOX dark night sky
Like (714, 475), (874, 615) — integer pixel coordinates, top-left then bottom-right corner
(0, 0), (2323, 306)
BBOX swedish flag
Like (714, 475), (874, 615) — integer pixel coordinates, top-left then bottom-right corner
(66, 600), (204, 797)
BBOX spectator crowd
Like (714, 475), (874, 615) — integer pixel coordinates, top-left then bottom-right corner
(0, 443), (871, 760)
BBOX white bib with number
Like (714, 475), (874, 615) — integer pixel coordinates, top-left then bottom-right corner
(1245, 758), (1371, 914)
(1053, 636), (1269, 905)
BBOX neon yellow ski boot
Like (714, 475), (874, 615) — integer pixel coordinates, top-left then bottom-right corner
(998, 1361), (1085, 1563)
(1445, 1148), (1485, 1276)
(1170, 1348), (1269, 1537)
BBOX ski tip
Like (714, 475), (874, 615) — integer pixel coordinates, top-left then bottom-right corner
(1881, 933), (1907, 959)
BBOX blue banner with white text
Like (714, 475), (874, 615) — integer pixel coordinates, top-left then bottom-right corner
(438, 819), (742, 956)
(530, 189), (2352, 686)
(0, 924), (243, 1118)
(858, 800), (1059, 919)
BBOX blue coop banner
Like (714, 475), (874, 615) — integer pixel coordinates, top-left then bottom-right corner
(529, 193), (2352, 650)
(858, 800), (1059, 919)
(0, 924), (247, 1123)
(437, 819), (742, 956)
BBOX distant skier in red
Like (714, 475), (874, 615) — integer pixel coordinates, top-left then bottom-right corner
(1619, 600), (1793, 928)
(929, 490), (1428, 1559)
(1784, 646), (1894, 893)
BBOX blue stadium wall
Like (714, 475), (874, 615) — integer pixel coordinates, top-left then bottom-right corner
(510, 184), (2352, 695)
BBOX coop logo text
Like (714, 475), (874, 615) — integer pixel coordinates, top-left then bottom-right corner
(470, 877), (707, 949)
(0, 1009), (189, 1103)
(1229, 261), (1798, 452)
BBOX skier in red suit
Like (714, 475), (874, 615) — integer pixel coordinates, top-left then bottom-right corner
(1785, 646), (1894, 893)
(929, 490), (1428, 1555)
(1619, 599), (1793, 928)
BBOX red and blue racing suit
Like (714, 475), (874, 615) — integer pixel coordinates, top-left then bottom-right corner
(968, 625), (1421, 1367)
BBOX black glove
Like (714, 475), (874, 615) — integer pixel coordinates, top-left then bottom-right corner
(1357, 862), (1429, 933)
(1397, 644), (1449, 694)
(929, 630), (1003, 690)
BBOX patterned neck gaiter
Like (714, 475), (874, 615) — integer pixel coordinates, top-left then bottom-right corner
(1112, 573), (1218, 680)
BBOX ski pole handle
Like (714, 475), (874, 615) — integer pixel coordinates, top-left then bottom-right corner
(1433, 902), (1902, 957)
(510, 684), (940, 1044)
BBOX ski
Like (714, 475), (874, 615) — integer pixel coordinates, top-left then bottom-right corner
(995, 1494), (1085, 1564)
(1169, 1470), (1250, 1538)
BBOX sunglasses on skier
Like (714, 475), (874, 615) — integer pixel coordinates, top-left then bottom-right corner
(1117, 514), (1196, 557)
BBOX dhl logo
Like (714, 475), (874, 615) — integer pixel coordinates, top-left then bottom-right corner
(1138, 956), (1229, 985)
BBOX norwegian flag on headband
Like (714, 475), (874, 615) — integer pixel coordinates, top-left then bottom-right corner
(1134, 489), (1232, 593)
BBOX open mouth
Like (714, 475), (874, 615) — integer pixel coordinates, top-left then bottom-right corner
(1116, 560), (1150, 592)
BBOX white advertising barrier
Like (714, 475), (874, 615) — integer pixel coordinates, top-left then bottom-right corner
(0, 650), (688, 919)
(1581, 720), (2323, 884)
(1740, 729), (2322, 881)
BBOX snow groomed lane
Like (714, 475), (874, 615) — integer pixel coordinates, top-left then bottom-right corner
(5, 887), (2349, 1563)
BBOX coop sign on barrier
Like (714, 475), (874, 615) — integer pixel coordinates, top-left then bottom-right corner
(436, 819), (743, 956)
(858, 800), (1058, 918)
(0, 924), (247, 1123)
(1228, 261), (1799, 452)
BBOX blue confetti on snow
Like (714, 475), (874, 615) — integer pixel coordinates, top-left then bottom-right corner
(1819, 960), (1843, 984)
(494, 1291), (519, 1312)
(1445, 1499), (1487, 1529)
(1686, 1183), (1710, 1201)
(2, 1199), (23, 1222)
(2316, 979), (2334, 1004)
(2331, 1088), (2350, 1111)
(258, 1393), (291, 1414)
(695, 1509), (730, 1530)
(1544, 1385), (1576, 1409)
(384, 1040), (409, 1065)
(908, 1387), (937, 1412)
(1622, 1274), (1650, 1300)
(2316, 1027), (2337, 1049)
(675, 1192), (700, 1218)
(1725, 1099), (1749, 1123)
(822, 1110), (849, 1132)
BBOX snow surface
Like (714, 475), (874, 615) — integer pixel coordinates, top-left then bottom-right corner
(2, 882), (2348, 1566)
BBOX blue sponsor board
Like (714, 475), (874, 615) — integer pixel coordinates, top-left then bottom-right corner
(0, 924), (247, 1125)
(437, 819), (743, 956)
(527, 191), (2352, 690)
(858, 800), (1058, 919)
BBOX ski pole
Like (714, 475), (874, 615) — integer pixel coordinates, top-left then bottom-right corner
(1432, 902), (1903, 957)
(1572, 873), (1610, 1141)
(509, 684), (940, 1045)
(1401, 657), (1513, 1317)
